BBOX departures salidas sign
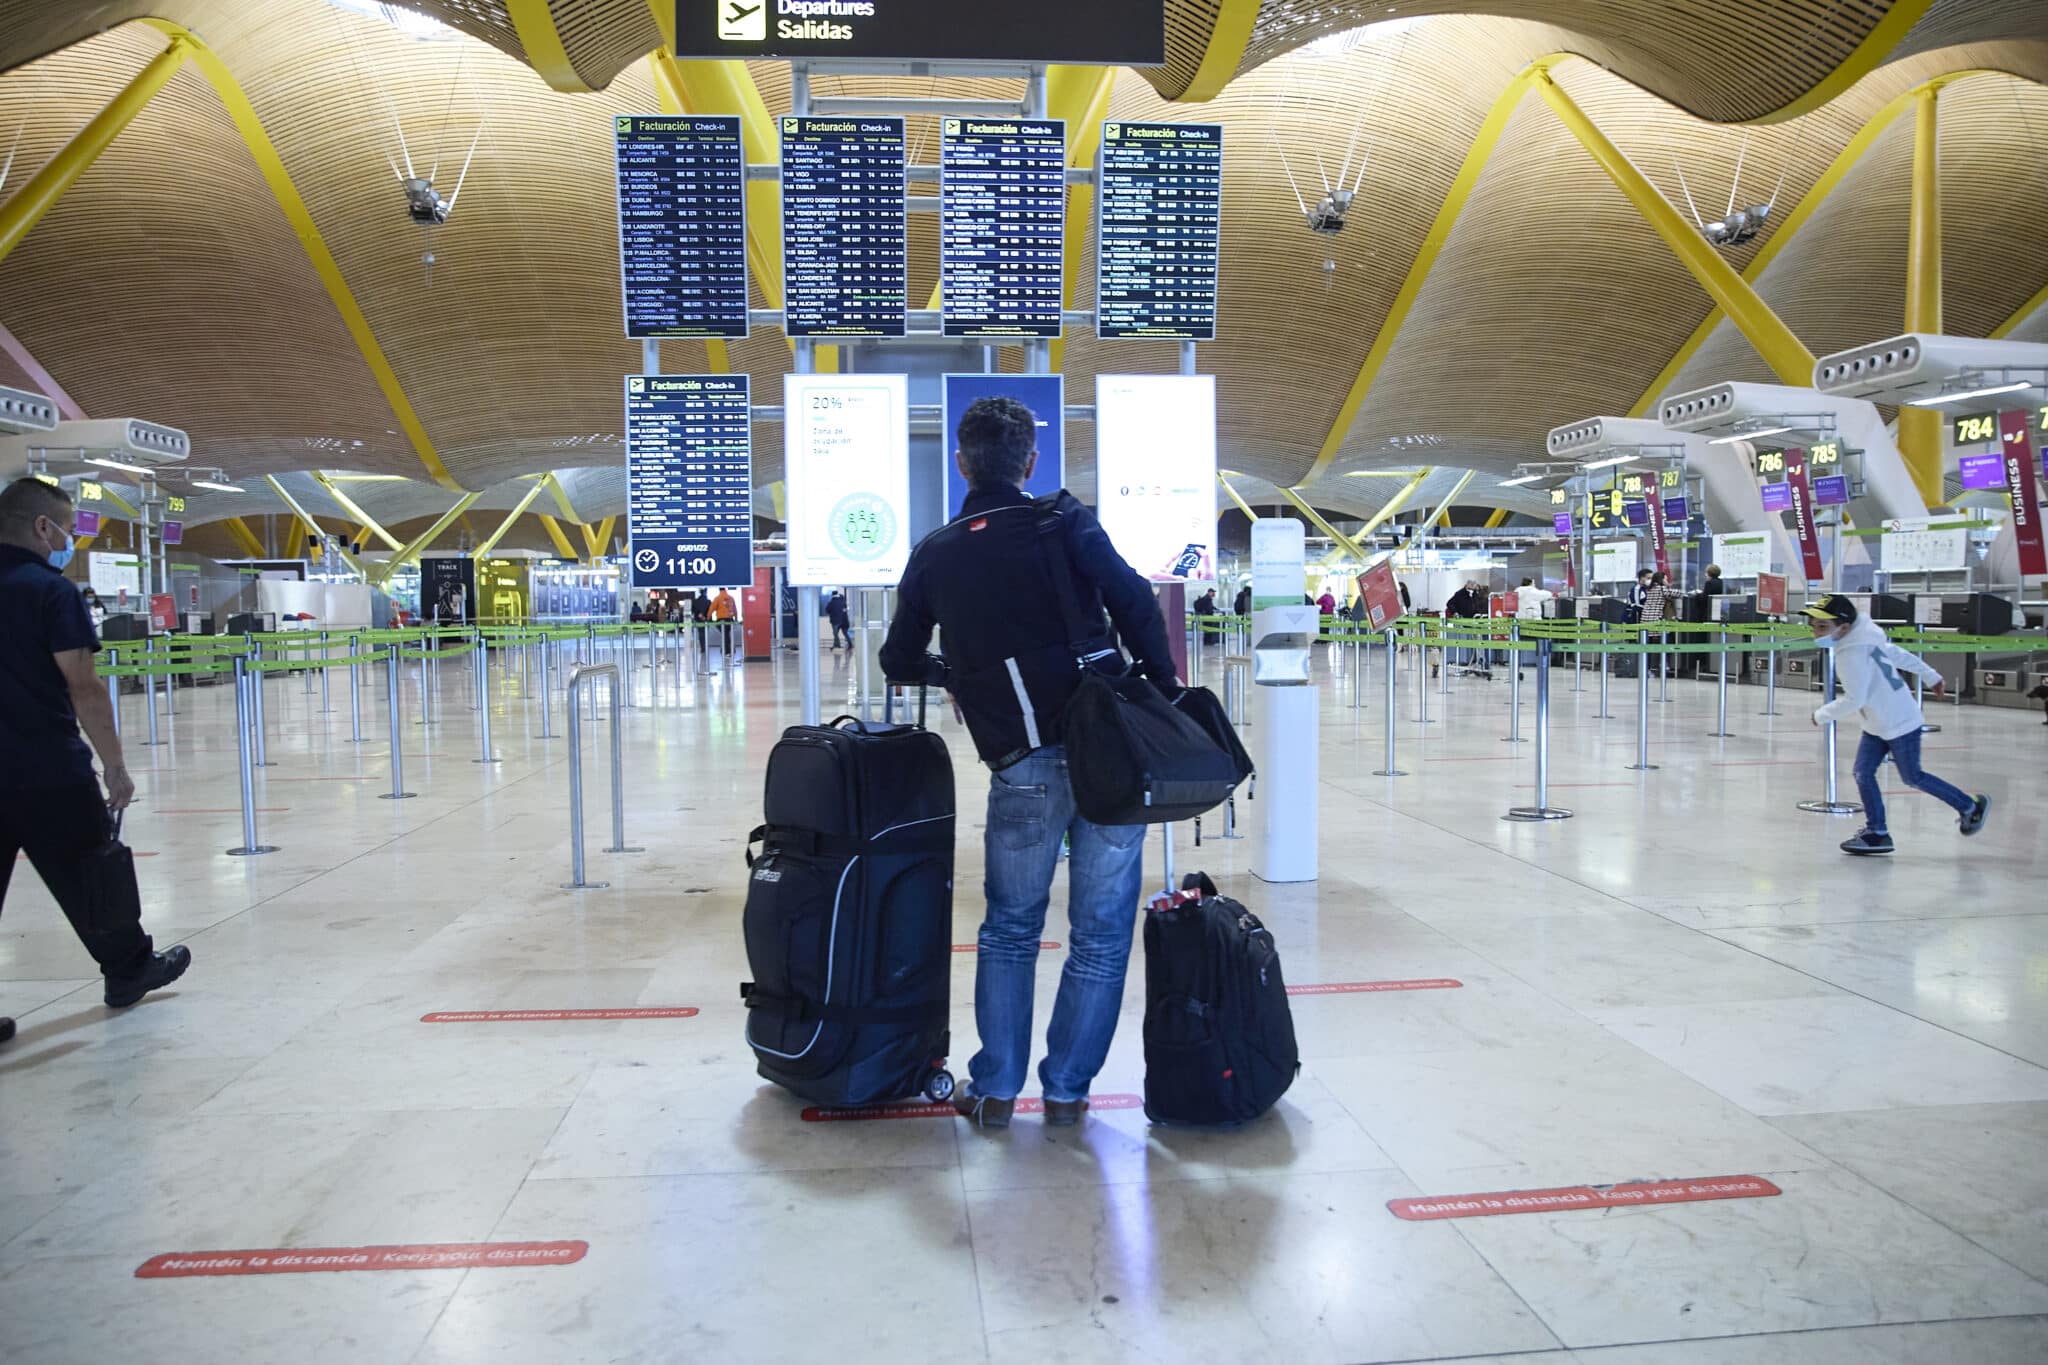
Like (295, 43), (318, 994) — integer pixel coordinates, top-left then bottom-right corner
(677, 0), (1165, 64)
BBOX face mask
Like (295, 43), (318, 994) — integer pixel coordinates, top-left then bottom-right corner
(1814, 629), (1840, 648)
(43, 523), (74, 572)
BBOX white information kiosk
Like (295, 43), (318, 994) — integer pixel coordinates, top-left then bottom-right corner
(1249, 518), (1318, 883)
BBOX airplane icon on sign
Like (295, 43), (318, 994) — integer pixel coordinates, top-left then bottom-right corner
(720, 1), (765, 41)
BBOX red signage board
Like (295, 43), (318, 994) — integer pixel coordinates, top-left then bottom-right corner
(1647, 493), (1671, 578)
(1286, 979), (1463, 995)
(1358, 560), (1404, 629)
(148, 593), (176, 633)
(2000, 409), (2047, 578)
(135, 1241), (588, 1279)
(1388, 1175), (1781, 1222)
(801, 1093), (1143, 1123)
(1756, 572), (1788, 617)
(1781, 448), (1827, 583)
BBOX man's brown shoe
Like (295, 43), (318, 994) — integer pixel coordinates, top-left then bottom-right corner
(1043, 1098), (1089, 1127)
(953, 1091), (1013, 1129)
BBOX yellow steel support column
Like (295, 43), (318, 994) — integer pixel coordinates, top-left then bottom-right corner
(265, 475), (368, 577)
(310, 472), (404, 550)
(472, 480), (551, 560)
(1899, 84), (1946, 506)
(505, 0), (591, 93)
(1356, 468), (1434, 538)
(224, 516), (267, 558)
(142, 21), (462, 492)
(384, 493), (483, 583)
(538, 513), (581, 561)
(0, 36), (192, 269)
(582, 516), (617, 561)
(1531, 68), (1815, 390)
(1416, 469), (1476, 532)
(1047, 65), (1117, 373)
(1176, 0), (1260, 103)
(1274, 486), (1369, 561)
(1217, 473), (1258, 522)
(1484, 507), (1511, 529)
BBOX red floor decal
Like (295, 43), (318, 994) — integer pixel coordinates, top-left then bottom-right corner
(155, 808), (291, 814)
(1288, 979), (1463, 995)
(951, 941), (1061, 952)
(135, 1240), (588, 1278)
(802, 1093), (1143, 1122)
(1389, 1175), (1781, 1221)
(419, 1008), (699, 1023)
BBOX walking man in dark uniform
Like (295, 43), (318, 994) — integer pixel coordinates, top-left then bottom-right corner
(881, 397), (1179, 1131)
(0, 478), (190, 1045)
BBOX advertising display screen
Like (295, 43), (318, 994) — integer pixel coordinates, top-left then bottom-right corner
(1760, 482), (1793, 513)
(1552, 512), (1572, 537)
(784, 373), (911, 587)
(161, 521), (183, 547)
(940, 374), (1064, 517)
(74, 509), (100, 537)
(940, 119), (1066, 339)
(615, 116), (749, 339)
(1959, 451), (2009, 490)
(625, 374), (754, 590)
(675, 0), (1165, 66)
(780, 116), (908, 338)
(1096, 121), (1222, 341)
(1094, 374), (1217, 582)
(1623, 500), (1650, 528)
(1662, 496), (1688, 524)
(1811, 474), (1850, 506)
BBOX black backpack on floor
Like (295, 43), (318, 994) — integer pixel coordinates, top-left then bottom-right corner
(1142, 872), (1300, 1126)
(741, 716), (957, 1109)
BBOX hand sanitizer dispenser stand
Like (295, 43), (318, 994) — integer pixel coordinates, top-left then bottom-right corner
(1249, 520), (1318, 883)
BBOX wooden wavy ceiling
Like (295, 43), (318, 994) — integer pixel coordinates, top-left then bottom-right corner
(0, 0), (2044, 509)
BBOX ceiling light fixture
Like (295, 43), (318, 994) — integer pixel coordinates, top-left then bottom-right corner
(1496, 474), (1540, 487)
(1581, 455), (1638, 470)
(84, 456), (153, 476)
(1905, 381), (2033, 408)
(1707, 425), (1794, 446)
(191, 479), (244, 493)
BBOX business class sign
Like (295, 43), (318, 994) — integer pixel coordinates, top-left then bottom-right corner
(678, 0), (1166, 64)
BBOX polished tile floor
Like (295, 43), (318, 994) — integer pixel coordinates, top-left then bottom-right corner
(2, 636), (2044, 1364)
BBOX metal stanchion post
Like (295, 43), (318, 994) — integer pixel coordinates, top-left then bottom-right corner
(319, 631), (332, 713)
(1503, 623), (1525, 743)
(381, 644), (416, 800)
(1799, 648), (1862, 815)
(1708, 628), (1735, 737)
(1762, 637), (1781, 716)
(1658, 630), (1671, 703)
(142, 638), (162, 748)
(1506, 638), (1571, 821)
(1353, 635), (1366, 714)
(1374, 628), (1408, 776)
(605, 668), (642, 854)
(474, 630), (499, 764)
(1417, 635), (1433, 725)
(1595, 628), (1614, 719)
(348, 635), (364, 744)
(249, 639), (271, 766)
(563, 668), (601, 889)
(106, 648), (120, 736)
(538, 635), (554, 738)
(226, 657), (277, 856)
(1627, 629), (1657, 771)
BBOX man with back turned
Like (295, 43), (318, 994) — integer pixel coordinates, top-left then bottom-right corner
(880, 397), (1179, 1131)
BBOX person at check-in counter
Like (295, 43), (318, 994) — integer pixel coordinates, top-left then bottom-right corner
(1802, 594), (1990, 857)
(0, 479), (191, 1047)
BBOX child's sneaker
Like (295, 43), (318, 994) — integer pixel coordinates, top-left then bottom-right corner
(1959, 795), (1991, 836)
(1840, 829), (1895, 856)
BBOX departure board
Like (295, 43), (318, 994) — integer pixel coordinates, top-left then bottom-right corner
(781, 117), (909, 338)
(624, 374), (753, 590)
(615, 116), (749, 339)
(1096, 121), (1222, 341)
(940, 118), (1067, 339)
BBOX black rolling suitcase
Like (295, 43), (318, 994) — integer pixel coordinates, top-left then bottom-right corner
(1142, 873), (1300, 1126)
(741, 712), (959, 1109)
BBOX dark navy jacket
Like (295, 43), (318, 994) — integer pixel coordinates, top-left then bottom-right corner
(880, 486), (1177, 768)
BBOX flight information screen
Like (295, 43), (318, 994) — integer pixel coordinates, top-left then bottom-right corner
(781, 116), (909, 338)
(1096, 121), (1222, 340)
(940, 118), (1067, 339)
(624, 374), (754, 590)
(614, 116), (750, 339)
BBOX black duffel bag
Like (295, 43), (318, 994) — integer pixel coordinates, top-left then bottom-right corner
(1064, 671), (1244, 825)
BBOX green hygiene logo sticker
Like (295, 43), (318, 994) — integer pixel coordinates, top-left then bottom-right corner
(829, 493), (897, 562)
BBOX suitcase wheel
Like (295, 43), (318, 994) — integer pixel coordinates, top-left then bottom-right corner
(923, 1069), (956, 1103)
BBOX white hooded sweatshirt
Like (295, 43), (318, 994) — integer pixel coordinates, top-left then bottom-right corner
(1812, 615), (1943, 741)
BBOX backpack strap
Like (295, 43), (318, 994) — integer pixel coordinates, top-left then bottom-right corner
(1032, 495), (1121, 671)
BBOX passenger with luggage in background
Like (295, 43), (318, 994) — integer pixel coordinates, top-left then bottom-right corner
(709, 588), (738, 655)
(881, 396), (1180, 1131)
(826, 590), (851, 650)
(1233, 584), (1251, 617)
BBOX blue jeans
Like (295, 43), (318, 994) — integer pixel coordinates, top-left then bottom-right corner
(971, 746), (1146, 1103)
(1853, 728), (1973, 834)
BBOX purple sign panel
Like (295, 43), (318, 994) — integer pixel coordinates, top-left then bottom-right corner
(1811, 475), (1849, 507)
(1552, 512), (1573, 536)
(74, 509), (101, 536)
(1623, 500), (1650, 528)
(1959, 452), (2009, 491)
(1760, 481), (1793, 513)
(1662, 495), (1688, 523)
